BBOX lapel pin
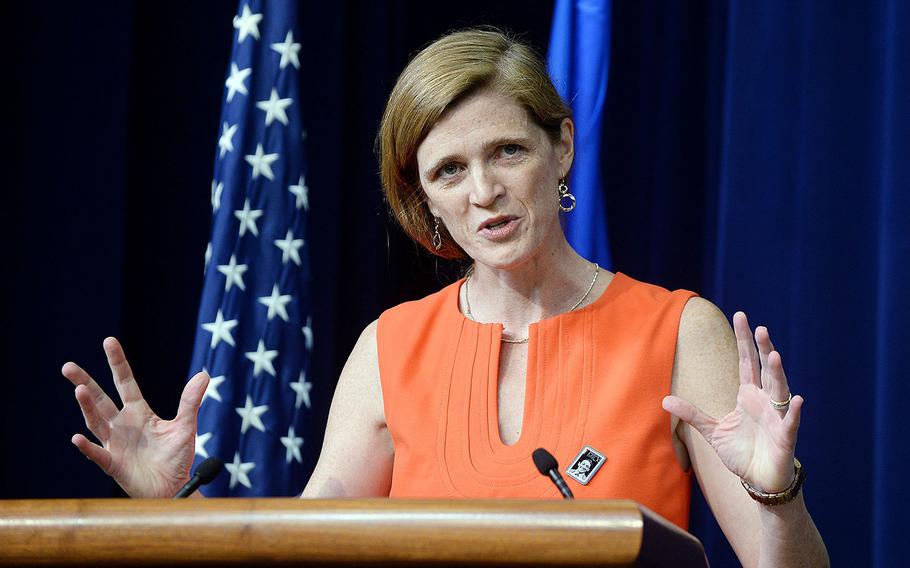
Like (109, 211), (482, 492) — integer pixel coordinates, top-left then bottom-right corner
(565, 445), (606, 485)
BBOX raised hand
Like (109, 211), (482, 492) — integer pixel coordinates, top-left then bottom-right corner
(63, 337), (209, 498)
(663, 312), (803, 493)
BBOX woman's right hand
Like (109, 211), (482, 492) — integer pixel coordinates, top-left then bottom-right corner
(62, 337), (209, 498)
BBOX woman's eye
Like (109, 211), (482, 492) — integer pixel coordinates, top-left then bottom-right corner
(440, 164), (459, 177)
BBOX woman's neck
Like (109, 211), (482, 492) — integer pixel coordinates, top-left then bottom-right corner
(462, 238), (601, 337)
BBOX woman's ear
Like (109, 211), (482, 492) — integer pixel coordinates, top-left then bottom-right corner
(556, 118), (575, 178)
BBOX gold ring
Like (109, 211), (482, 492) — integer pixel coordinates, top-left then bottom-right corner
(770, 392), (792, 410)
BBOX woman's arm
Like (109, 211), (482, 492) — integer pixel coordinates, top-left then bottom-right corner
(301, 320), (394, 497)
(666, 298), (829, 568)
(65, 322), (393, 500)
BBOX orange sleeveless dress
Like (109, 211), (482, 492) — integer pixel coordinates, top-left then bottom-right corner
(376, 272), (695, 529)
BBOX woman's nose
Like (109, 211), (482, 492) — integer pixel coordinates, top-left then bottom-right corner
(468, 168), (504, 207)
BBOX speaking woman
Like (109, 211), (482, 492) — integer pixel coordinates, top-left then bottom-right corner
(63, 28), (828, 567)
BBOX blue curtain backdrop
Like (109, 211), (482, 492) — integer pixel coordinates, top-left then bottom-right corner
(705, 2), (909, 566)
(599, 1), (909, 565)
(4, 2), (907, 566)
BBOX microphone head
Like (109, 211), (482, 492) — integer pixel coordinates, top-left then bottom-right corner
(195, 457), (224, 485)
(532, 448), (558, 475)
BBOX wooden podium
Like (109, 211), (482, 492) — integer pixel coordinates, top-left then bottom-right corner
(0, 499), (707, 566)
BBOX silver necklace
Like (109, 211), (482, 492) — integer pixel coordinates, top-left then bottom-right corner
(463, 263), (600, 344)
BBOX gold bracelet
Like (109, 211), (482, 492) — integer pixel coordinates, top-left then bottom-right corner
(740, 459), (805, 506)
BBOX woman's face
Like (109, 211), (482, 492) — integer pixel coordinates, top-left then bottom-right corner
(416, 88), (574, 270)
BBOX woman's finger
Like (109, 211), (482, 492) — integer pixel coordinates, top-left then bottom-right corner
(662, 395), (718, 440)
(103, 337), (144, 405)
(71, 434), (114, 475)
(733, 312), (761, 387)
(782, 395), (804, 441)
(756, 326), (774, 391)
(755, 326), (774, 372)
(74, 384), (111, 441)
(175, 371), (210, 428)
(767, 350), (792, 414)
(62, 362), (119, 421)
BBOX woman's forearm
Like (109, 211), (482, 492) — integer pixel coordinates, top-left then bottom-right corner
(756, 494), (829, 568)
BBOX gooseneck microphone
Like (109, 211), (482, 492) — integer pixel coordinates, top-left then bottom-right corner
(532, 448), (574, 499)
(174, 457), (224, 499)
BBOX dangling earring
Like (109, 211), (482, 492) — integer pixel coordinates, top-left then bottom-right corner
(432, 216), (443, 250)
(558, 178), (576, 212)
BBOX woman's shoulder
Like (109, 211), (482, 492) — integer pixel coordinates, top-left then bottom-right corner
(679, 297), (730, 337)
(379, 279), (463, 323)
(610, 272), (696, 303)
(599, 272), (699, 325)
(608, 274), (724, 335)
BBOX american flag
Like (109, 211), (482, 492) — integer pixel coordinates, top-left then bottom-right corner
(188, 0), (312, 496)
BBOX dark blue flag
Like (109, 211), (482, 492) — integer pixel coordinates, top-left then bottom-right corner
(547, 0), (613, 269)
(188, 0), (312, 496)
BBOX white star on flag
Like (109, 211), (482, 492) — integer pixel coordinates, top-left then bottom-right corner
(224, 63), (251, 103)
(271, 30), (301, 69)
(232, 4), (262, 43)
(258, 284), (293, 322)
(274, 229), (304, 265)
(280, 426), (304, 464)
(244, 143), (280, 181)
(289, 370), (312, 409)
(195, 432), (213, 459)
(218, 122), (238, 158)
(245, 339), (278, 377)
(216, 255), (248, 291)
(211, 180), (224, 211)
(225, 452), (255, 490)
(202, 374), (226, 403)
(302, 316), (313, 351)
(255, 88), (293, 127)
(234, 198), (264, 237)
(288, 175), (309, 211)
(235, 395), (269, 434)
(201, 309), (238, 349)
(204, 242), (212, 273)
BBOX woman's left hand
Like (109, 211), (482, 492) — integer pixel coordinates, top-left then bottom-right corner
(663, 311), (802, 493)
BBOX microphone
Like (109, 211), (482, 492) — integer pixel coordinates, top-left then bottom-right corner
(532, 448), (574, 499)
(174, 457), (223, 499)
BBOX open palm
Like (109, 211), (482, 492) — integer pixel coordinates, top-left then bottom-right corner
(63, 337), (209, 498)
(664, 312), (802, 493)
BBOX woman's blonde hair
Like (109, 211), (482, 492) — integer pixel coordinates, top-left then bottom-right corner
(377, 27), (572, 259)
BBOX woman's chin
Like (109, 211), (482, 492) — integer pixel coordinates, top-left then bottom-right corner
(465, 243), (537, 272)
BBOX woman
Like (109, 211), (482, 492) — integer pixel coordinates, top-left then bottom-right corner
(63, 29), (828, 566)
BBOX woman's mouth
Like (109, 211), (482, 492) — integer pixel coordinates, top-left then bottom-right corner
(479, 217), (519, 239)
